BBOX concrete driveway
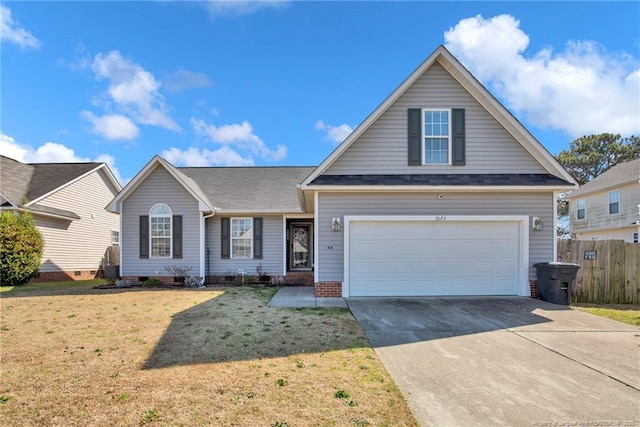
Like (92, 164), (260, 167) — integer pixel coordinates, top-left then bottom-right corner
(347, 297), (640, 426)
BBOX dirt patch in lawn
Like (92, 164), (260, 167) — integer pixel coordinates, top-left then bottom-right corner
(0, 284), (417, 426)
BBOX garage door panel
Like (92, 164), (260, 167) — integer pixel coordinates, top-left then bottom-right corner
(348, 220), (521, 297)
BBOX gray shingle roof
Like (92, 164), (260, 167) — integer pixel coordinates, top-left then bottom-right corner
(0, 155), (101, 207)
(310, 174), (573, 186)
(179, 166), (315, 212)
(567, 158), (640, 198)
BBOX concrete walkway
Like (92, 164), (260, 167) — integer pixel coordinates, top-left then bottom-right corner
(267, 286), (347, 308)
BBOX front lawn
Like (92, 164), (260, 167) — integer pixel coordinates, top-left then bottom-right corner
(572, 303), (640, 326)
(0, 283), (417, 426)
(0, 279), (107, 294)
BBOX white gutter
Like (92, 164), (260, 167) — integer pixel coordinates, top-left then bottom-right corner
(301, 185), (577, 192)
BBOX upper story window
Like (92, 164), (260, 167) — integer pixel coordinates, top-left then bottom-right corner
(231, 217), (252, 258)
(576, 199), (586, 220)
(423, 109), (450, 164)
(150, 203), (172, 257)
(608, 190), (620, 215)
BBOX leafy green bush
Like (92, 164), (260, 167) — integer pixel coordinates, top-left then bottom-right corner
(142, 277), (163, 287)
(0, 211), (44, 285)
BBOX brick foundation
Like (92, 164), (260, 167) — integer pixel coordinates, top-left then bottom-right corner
(284, 272), (314, 286)
(315, 281), (342, 298)
(205, 272), (314, 286)
(529, 280), (538, 298)
(31, 270), (98, 282)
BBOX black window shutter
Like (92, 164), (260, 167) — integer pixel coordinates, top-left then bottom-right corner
(221, 217), (230, 259)
(452, 108), (466, 166)
(407, 108), (422, 166)
(172, 215), (182, 259)
(253, 217), (263, 259)
(139, 215), (149, 259)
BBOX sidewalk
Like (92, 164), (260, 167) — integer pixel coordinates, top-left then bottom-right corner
(267, 286), (347, 308)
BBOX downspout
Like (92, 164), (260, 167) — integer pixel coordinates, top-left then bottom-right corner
(201, 210), (216, 281)
(553, 191), (559, 262)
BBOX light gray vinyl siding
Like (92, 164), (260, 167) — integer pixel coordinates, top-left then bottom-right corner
(121, 166), (200, 276)
(317, 191), (554, 282)
(325, 62), (546, 175)
(206, 215), (284, 276)
(35, 169), (119, 272)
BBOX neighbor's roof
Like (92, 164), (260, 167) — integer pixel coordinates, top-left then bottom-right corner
(0, 155), (109, 205)
(566, 158), (640, 198)
(0, 155), (121, 219)
(179, 166), (315, 213)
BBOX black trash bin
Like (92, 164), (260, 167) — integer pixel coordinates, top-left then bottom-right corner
(533, 262), (580, 305)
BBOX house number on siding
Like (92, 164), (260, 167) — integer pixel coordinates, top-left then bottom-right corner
(435, 216), (446, 221)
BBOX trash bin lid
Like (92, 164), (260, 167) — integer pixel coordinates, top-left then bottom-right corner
(534, 262), (580, 267)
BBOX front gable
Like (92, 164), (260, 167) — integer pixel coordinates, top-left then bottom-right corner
(107, 156), (212, 214)
(324, 61), (547, 175)
(302, 46), (577, 188)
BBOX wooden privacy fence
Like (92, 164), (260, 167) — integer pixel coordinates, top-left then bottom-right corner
(557, 240), (639, 304)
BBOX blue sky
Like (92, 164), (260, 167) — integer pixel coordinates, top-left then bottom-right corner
(2, 1), (639, 185)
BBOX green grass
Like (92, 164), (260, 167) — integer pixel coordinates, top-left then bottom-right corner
(0, 279), (106, 294)
(573, 304), (640, 326)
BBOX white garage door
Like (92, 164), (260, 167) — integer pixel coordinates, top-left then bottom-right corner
(347, 219), (522, 297)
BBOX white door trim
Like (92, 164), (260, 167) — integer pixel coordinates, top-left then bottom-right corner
(343, 215), (530, 297)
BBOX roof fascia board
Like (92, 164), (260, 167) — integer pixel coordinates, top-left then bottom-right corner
(302, 184), (576, 192)
(107, 156), (212, 213)
(26, 164), (108, 206)
(100, 163), (123, 192)
(301, 46), (445, 186)
(0, 206), (78, 221)
(213, 209), (306, 215)
(564, 179), (640, 200)
(435, 55), (577, 185)
(107, 156), (163, 212)
(0, 191), (18, 207)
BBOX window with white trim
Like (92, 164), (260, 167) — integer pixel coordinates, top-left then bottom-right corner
(111, 230), (120, 246)
(423, 109), (450, 164)
(576, 199), (586, 220)
(150, 204), (171, 257)
(608, 190), (620, 214)
(231, 218), (252, 258)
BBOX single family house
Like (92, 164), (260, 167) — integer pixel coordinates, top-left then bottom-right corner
(107, 45), (577, 297)
(0, 155), (122, 281)
(565, 158), (640, 243)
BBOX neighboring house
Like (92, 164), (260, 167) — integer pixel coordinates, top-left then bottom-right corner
(565, 158), (640, 243)
(107, 45), (577, 297)
(0, 155), (122, 281)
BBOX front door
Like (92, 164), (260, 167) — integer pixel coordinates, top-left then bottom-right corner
(289, 222), (313, 271)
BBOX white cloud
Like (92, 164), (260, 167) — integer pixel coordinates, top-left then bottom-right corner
(161, 146), (254, 167)
(0, 5), (40, 49)
(91, 50), (180, 131)
(81, 111), (139, 141)
(191, 118), (287, 161)
(162, 69), (212, 93)
(202, 0), (288, 17)
(444, 14), (640, 136)
(0, 133), (127, 185)
(315, 120), (354, 144)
